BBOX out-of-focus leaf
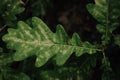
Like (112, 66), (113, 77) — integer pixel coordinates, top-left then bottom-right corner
(30, 0), (52, 16)
(87, 0), (120, 45)
(0, 53), (13, 66)
(101, 57), (113, 80)
(114, 35), (120, 47)
(0, 67), (30, 80)
(0, 47), (3, 53)
(0, 0), (25, 27)
(40, 67), (83, 80)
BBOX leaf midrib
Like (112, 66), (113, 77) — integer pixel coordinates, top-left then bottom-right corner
(9, 37), (99, 51)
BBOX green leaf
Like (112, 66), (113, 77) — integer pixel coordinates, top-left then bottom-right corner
(87, 0), (120, 45)
(114, 35), (120, 47)
(0, 0), (25, 27)
(101, 57), (113, 80)
(40, 67), (83, 80)
(0, 54), (13, 66)
(7, 73), (30, 80)
(30, 0), (52, 16)
(2, 17), (98, 67)
(0, 67), (30, 80)
(0, 47), (3, 53)
(96, 24), (106, 33)
(0, 47), (14, 66)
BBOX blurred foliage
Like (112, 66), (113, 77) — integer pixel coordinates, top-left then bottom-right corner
(30, 0), (52, 16)
(87, 0), (120, 45)
(0, 0), (24, 27)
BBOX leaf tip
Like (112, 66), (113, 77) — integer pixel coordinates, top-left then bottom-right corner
(32, 17), (42, 22)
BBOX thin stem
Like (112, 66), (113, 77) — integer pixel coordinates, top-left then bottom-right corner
(79, 56), (91, 69)
(102, 51), (106, 60)
(0, 25), (6, 32)
(105, 0), (109, 45)
(25, 0), (29, 5)
(102, 49), (107, 65)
